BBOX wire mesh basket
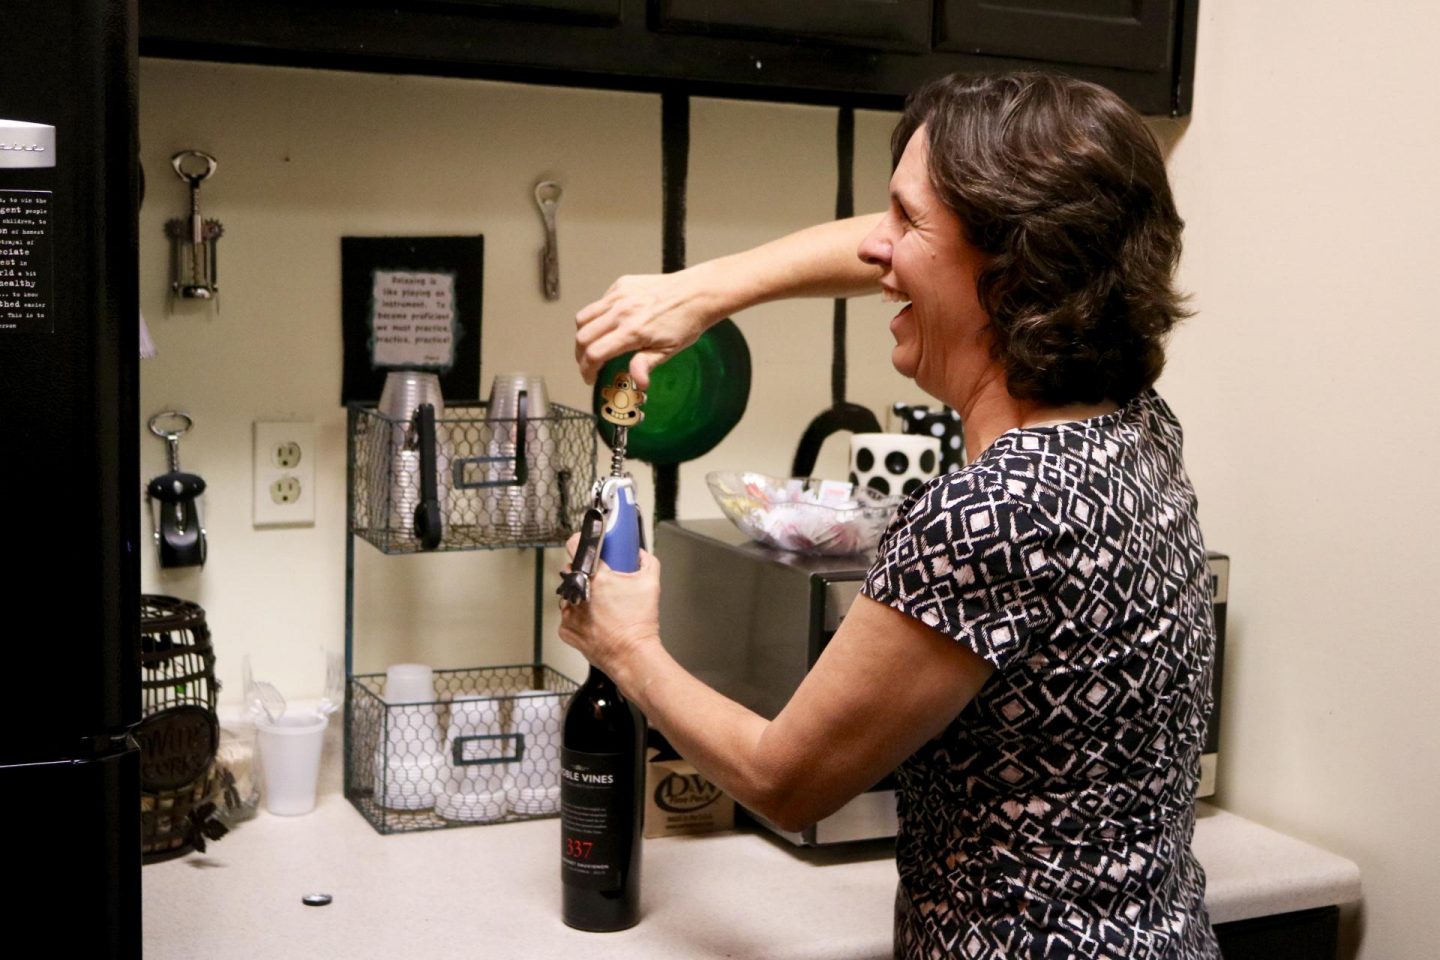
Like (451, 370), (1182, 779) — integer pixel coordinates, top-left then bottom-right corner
(348, 402), (596, 554)
(345, 664), (578, 834)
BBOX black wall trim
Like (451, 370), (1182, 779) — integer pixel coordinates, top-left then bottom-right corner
(831, 106), (853, 408)
(653, 92), (688, 522)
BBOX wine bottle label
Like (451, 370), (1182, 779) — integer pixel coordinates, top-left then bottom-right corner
(561, 748), (631, 890)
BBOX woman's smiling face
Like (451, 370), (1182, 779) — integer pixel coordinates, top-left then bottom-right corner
(857, 127), (990, 400)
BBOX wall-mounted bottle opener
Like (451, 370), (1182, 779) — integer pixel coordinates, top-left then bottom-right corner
(147, 411), (208, 569)
(534, 180), (562, 301)
(164, 150), (223, 304)
(558, 372), (646, 603)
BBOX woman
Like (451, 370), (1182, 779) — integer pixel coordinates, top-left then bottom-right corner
(561, 72), (1219, 959)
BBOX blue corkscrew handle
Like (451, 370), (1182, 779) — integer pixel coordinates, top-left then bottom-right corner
(599, 477), (641, 574)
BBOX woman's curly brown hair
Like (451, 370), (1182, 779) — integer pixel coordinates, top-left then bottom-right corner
(893, 72), (1190, 405)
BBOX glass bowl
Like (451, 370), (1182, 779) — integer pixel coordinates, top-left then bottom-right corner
(705, 471), (902, 557)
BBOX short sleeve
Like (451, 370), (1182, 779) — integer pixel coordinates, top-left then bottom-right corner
(861, 471), (1055, 670)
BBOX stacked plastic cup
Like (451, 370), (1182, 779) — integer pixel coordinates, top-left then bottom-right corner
(436, 696), (513, 823)
(509, 690), (564, 815)
(483, 374), (556, 539)
(373, 663), (445, 811)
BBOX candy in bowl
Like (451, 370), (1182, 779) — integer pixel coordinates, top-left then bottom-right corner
(704, 471), (902, 557)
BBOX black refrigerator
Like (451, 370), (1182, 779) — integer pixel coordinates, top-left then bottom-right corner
(0, 2), (141, 957)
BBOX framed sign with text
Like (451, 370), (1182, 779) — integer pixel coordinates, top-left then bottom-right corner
(340, 235), (483, 404)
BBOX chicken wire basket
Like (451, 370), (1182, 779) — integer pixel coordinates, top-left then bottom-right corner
(345, 665), (579, 834)
(348, 401), (596, 553)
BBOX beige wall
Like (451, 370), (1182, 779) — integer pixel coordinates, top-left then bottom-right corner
(1155, 4), (1440, 959)
(140, 0), (1440, 951)
(138, 62), (917, 692)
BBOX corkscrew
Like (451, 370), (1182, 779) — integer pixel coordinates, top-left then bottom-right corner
(557, 373), (646, 604)
(145, 410), (208, 569)
(163, 150), (223, 304)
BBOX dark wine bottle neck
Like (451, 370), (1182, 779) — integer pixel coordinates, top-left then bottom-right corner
(584, 664), (617, 690)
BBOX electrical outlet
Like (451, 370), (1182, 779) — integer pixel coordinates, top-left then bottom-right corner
(270, 476), (302, 504)
(273, 441), (303, 470)
(254, 421), (316, 527)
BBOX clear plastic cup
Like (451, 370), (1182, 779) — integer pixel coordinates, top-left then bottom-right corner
(385, 663), (436, 704)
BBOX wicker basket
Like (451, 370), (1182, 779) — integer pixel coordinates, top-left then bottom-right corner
(137, 595), (224, 863)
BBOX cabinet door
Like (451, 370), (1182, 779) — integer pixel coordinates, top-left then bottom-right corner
(400, 0), (620, 24)
(654, 0), (932, 53)
(935, 0), (1177, 72)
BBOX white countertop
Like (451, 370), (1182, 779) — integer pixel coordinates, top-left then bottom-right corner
(143, 791), (1360, 960)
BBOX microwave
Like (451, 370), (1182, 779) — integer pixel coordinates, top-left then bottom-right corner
(655, 519), (1228, 845)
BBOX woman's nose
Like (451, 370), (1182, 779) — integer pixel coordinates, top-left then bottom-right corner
(857, 219), (891, 268)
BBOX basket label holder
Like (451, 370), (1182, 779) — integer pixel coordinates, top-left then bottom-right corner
(453, 390), (529, 490)
(453, 732), (525, 766)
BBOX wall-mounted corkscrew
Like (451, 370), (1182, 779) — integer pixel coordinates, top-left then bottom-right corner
(146, 410), (208, 569)
(164, 150), (223, 306)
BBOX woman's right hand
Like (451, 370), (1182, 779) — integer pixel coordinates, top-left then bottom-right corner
(574, 265), (725, 389)
(575, 216), (884, 388)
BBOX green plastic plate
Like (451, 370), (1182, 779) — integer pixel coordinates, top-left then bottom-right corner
(594, 318), (751, 466)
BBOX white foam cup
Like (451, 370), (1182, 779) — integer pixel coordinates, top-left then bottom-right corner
(256, 713), (329, 816)
(439, 696), (512, 823)
(508, 691), (564, 815)
(375, 663), (443, 810)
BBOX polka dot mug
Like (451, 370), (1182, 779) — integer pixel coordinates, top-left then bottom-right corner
(892, 402), (966, 473)
(848, 432), (942, 498)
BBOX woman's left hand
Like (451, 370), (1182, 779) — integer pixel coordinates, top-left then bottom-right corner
(557, 534), (663, 677)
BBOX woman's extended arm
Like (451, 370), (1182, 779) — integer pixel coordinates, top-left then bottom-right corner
(575, 214), (884, 388)
(558, 547), (993, 832)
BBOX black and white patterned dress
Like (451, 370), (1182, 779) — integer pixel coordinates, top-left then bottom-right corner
(862, 390), (1220, 959)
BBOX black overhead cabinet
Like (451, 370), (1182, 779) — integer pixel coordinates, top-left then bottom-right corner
(418, 0), (622, 23)
(140, 0), (1199, 116)
(935, 0), (1177, 72)
(654, 0), (933, 53)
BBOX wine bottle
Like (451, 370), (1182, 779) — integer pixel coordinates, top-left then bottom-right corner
(561, 665), (644, 931)
(561, 477), (645, 931)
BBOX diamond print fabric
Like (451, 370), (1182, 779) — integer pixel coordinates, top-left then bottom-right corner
(863, 390), (1219, 959)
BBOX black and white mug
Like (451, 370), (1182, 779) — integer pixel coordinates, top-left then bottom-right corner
(848, 432), (942, 498)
